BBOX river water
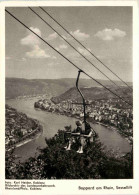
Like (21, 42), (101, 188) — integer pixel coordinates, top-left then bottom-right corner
(7, 98), (131, 161)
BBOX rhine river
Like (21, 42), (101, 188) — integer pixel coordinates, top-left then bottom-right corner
(7, 98), (131, 162)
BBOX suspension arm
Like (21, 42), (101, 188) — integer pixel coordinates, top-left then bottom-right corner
(76, 70), (86, 125)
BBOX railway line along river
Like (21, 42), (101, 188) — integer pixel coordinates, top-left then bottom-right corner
(7, 98), (131, 162)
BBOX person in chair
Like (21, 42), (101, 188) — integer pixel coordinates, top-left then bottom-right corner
(64, 120), (82, 151)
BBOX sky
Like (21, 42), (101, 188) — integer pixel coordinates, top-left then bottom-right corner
(5, 6), (133, 81)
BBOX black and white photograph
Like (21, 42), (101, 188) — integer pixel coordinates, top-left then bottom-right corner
(4, 3), (135, 183)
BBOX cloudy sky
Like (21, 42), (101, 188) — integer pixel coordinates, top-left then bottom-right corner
(6, 6), (132, 81)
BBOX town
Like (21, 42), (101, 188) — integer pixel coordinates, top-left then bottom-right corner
(34, 97), (133, 144)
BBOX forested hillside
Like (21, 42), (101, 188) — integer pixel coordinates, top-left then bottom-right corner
(51, 86), (132, 104)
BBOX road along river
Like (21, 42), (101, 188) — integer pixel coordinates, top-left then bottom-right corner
(7, 98), (131, 161)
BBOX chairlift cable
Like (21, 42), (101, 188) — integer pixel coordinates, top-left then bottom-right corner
(39, 6), (132, 91)
(5, 9), (132, 107)
(29, 7), (120, 89)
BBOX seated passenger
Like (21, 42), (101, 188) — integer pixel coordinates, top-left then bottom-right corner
(64, 120), (82, 151)
(77, 122), (95, 154)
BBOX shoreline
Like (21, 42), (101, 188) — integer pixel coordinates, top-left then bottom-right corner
(6, 128), (43, 152)
(15, 128), (42, 149)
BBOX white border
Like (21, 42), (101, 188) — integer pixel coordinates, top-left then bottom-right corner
(0, 1), (139, 195)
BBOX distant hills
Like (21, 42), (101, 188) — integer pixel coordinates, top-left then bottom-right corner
(51, 86), (132, 104)
(6, 77), (132, 99)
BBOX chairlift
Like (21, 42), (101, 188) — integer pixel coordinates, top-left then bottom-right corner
(64, 70), (96, 141)
(76, 69), (90, 130)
